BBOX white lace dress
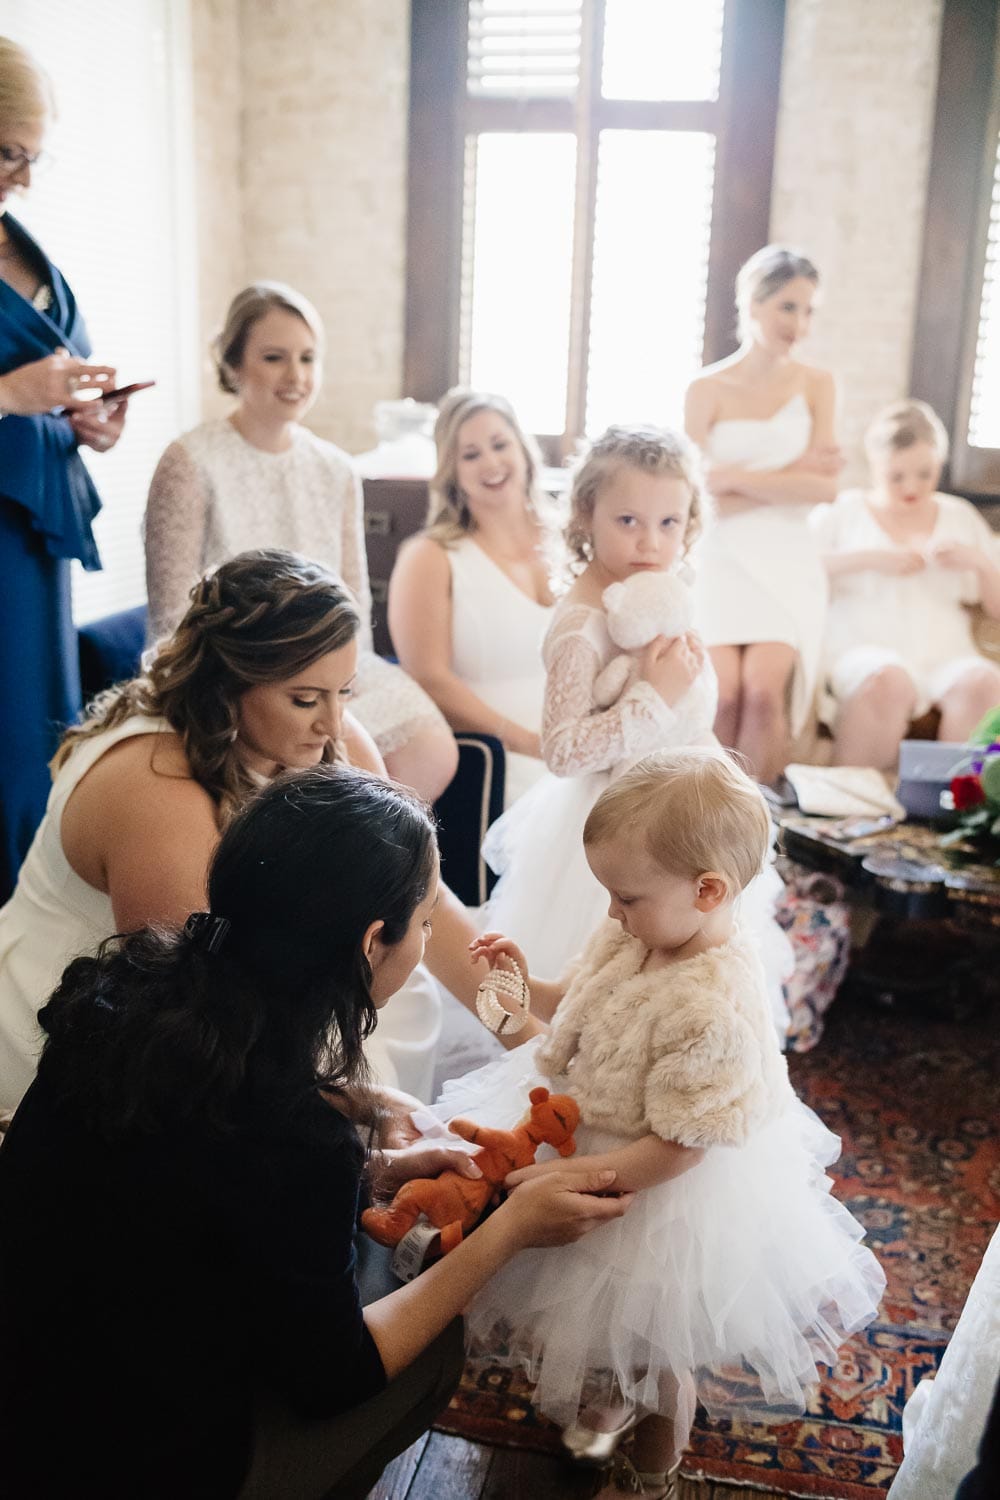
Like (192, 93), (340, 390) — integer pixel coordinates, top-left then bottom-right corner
(144, 419), (448, 756)
(481, 597), (792, 1035)
(694, 393), (828, 736)
(888, 1222), (1000, 1500)
(0, 717), (441, 1109)
(447, 538), (554, 806)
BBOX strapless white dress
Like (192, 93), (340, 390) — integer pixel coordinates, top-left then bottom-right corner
(694, 393), (828, 736)
(448, 539), (553, 806)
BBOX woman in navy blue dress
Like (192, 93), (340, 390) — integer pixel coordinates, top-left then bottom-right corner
(0, 37), (126, 897)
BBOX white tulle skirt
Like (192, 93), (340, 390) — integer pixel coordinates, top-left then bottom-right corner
(427, 1041), (885, 1429)
(482, 771), (792, 1041)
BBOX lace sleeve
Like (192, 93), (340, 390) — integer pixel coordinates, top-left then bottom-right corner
(144, 442), (209, 643)
(337, 461), (374, 651)
(541, 611), (677, 777)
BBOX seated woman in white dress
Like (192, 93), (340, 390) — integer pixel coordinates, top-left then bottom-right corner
(0, 551), (496, 1111)
(388, 389), (558, 806)
(810, 400), (1000, 768)
(685, 246), (842, 783)
(144, 282), (457, 804)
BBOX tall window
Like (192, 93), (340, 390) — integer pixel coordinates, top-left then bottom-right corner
(3, 0), (197, 620)
(911, 0), (1000, 498)
(406, 0), (785, 452)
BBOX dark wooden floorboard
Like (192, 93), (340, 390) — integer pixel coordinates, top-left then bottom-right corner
(403, 1431), (494, 1498)
(481, 1444), (600, 1498)
(378, 1432), (795, 1498)
(367, 1431), (430, 1498)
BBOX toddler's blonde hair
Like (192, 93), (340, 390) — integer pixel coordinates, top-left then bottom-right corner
(566, 425), (706, 571)
(864, 399), (949, 464)
(583, 747), (771, 897)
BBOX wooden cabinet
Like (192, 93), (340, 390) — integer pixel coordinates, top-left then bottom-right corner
(362, 477), (430, 657)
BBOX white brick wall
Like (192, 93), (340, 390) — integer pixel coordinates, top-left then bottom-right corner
(191, 0), (409, 453)
(191, 0), (950, 475)
(190, 0), (244, 422)
(771, 0), (944, 484)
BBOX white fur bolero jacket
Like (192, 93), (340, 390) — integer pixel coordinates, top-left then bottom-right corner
(536, 922), (793, 1148)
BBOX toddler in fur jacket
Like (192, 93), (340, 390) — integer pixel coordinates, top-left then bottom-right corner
(430, 748), (884, 1500)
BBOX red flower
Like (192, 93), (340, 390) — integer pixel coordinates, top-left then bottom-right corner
(951, 774), (986, 811)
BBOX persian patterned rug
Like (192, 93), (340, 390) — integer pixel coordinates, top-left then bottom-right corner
(435, 987), (1000, 1498)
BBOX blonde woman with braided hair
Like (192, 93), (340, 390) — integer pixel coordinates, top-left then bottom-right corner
(0, 549), (489, 1111)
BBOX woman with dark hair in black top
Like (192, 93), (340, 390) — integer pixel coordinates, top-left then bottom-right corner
(0, 763), (630, 1500)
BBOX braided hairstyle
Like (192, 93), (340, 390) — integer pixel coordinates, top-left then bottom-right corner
(56, 549), (360, 819)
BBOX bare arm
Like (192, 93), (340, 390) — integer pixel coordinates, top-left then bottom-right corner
(716, 371), (841, 507)
(61, 734), (221, 932)
(929, 539), (1000, 618)
(363, 1166), (632, 1377)
(388, 537), (541, 757)
(823, 548), (925, 579)
(508, 1131), (704, 1194)
(145, 442), (210, 642)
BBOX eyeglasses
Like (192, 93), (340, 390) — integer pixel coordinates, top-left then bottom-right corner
(0, 145), (50, 178)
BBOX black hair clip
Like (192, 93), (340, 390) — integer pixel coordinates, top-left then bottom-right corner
(184, 911), (231, 955)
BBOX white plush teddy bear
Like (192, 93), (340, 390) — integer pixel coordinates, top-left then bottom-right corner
(593, 568), (695, 710)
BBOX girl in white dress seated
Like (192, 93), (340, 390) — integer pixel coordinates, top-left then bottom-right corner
(432, 751), (885, 1499)
(144, 282), (457, 803)
(481, 425), (791, 1035)
(809, 400), (1000, 768)
(388, 389), (558, 807)
(685, 245), (842, 783)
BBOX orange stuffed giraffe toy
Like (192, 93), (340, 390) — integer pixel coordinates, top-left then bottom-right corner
(361, 1087), (580, 1254)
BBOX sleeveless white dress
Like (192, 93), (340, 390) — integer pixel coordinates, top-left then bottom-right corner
(0, 717), (441, 1110)
(694, 393), (828, 736)
(447, 538), (553, 806)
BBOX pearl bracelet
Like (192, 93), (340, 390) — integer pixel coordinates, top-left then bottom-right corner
(475, 962), (530, 1035)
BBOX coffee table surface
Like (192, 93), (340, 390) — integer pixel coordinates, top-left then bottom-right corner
(779, 814), (1000, 928)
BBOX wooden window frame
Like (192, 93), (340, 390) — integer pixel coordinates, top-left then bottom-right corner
(911, 0), (1000, 499)
(404, 0), (786, 454)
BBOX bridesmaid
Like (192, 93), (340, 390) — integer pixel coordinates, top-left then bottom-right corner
(684, 246), (842, 783)
(388, 389), (558, 806)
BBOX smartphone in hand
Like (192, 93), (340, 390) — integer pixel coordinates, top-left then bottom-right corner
(98, 380), (156, 404)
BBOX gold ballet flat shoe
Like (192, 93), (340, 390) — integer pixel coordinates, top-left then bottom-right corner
(560, 1409), (638, 1465)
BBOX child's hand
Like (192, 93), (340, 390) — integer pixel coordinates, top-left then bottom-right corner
(639, 631), (704, 707)
(876, 548), (925, 576)
(928, 541), (980, 573)
(469, 931), (529, 983)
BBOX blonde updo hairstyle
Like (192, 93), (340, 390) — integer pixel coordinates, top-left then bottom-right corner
(427, 387), (548, 545)
(864, 399), (949, 465)
(55, 549), (360, 821)
(584, 747), (771, 898)
(566, 424), (706, 571)
(0, 36), (54, 131)
(212, 281), (324, 396)
(736, 244), (820, 342)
